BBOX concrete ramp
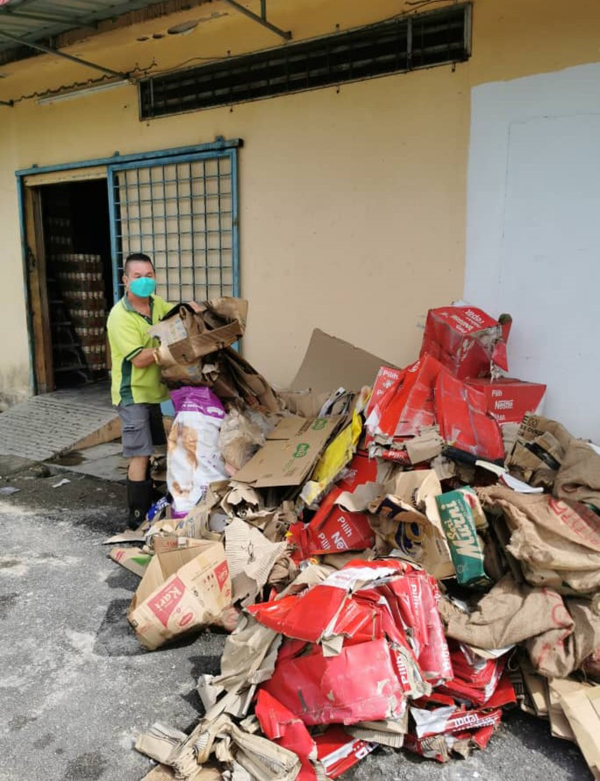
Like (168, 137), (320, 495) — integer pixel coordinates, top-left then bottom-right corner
(0, 383), (120, 462)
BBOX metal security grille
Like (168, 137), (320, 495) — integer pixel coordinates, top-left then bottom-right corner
(107, 148), (239, 303)
(139, 4), (471, 119)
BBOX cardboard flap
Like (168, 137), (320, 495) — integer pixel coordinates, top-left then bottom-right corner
(560, 685), (600, 778)
(267, 416), (308, 440)
(290, 328), (395, 392)
(135, 538), (208, 603)
(234, 416), (342, 488)
(278, 390), (332, 418)
(109, 546), (152, 578)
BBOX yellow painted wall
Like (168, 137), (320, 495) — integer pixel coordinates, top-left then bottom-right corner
(0, 0), (599, 401)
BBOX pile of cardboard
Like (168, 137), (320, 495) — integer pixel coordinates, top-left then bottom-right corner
(107, 301), (600, 781)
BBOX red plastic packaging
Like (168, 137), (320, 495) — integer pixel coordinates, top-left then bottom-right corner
(255, 689), (317, 780)
(420, 306), (509, 380)
(290, 452), (378, 560)
(305, 497), (375, 557)
(465, 377), (546, 424)
(314, 726), (376, 779)
(247, 584), (348, 644)
(380, 574), (453, 683)
(365, 366), (405, 424)
(263, 638), (406, 726)
(375, 355), (445, 439)
(435, 372), (505, 462)
(410, 704), (503, 739)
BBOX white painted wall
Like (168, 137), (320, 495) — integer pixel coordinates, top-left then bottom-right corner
(465, 64), (600, 441)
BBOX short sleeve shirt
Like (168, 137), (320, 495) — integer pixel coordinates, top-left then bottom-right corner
(107, 295), (174, 406)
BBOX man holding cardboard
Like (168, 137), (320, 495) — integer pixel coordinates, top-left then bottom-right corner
(107, 252), (184, 527)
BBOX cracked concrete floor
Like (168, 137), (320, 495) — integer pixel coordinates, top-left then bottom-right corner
(0, 466), (592, 781)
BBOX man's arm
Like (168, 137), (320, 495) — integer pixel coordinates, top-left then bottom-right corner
(131, 348), (156, 368)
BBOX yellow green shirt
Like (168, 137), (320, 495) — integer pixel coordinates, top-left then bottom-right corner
(107, 294), (174, 406)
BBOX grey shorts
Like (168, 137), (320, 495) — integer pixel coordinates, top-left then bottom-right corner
(117, 403), (166, 457)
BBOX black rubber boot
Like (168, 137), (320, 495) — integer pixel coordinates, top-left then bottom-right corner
(127, 478), (154, 530)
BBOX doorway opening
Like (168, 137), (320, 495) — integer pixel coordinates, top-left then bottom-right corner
(20, 141), (240, 398)
(39, 179), (113, 390)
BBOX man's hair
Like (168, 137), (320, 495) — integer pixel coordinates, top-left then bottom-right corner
(124, 253), (154, 276)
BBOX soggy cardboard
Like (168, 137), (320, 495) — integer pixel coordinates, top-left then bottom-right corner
(171, 713), (301, 781)
(234, 415), (342, 488)
(128, 537), (232, 650)
(368, 470), (454, 579)
(224, 518), (287, 607)
(435, 373), (505, 464)
(150, 298), (247, 364)
(547, 678), (590, 741)
(290, 328), (394, 392)
(560, 684), (600, 779)
(521, 668), (550, 719)
(135, 723), (187, 764)
(140, 766), (177, 781)
(103, 529), (146, 545)
(141, 766), (220, 781)
(109, 546), (152, 578)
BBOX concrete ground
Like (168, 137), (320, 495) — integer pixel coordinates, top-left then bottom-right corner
(0, 458), (592, 781)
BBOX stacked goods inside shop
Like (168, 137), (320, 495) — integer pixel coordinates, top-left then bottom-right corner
(41, 180), (113, 386)
(54, 253), (108, 375)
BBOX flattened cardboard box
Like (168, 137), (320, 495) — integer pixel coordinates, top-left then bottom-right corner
(128, 537), (232, 650)
(560, 684), (600, 779)
(234, 415), (342, 488)
(290, 328), (394, 393)
(109, 546), (152, 578)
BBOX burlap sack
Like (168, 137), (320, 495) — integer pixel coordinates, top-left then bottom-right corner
(478, 486), (600, 592)
(442, 574), (600, 678)
(441, 574), (572, 650)
(507, 414), (573, 488)
(527, 597), (600, 678)
(555, 440), (600, 510)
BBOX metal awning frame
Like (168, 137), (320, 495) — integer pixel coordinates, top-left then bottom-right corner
(0, 27), (128, 89)
(0, 0), (293, 107)
(221, 0), (291, 41)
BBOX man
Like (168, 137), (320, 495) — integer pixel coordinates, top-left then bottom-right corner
(107, 252), (175, 528)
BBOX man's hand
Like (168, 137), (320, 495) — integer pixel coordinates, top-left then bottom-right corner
(187, 301), (202, 313)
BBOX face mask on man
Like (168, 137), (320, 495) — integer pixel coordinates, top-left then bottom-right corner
(128, 277), (156, 298)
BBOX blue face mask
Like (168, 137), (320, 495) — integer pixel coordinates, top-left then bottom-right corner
(129, 277), (156, 298)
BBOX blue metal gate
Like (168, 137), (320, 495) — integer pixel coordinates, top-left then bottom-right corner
(107, 146), (239, 304)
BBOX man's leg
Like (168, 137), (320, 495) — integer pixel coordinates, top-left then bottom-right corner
(117, 404), (155, 529)
(128, 455), (150, 482)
